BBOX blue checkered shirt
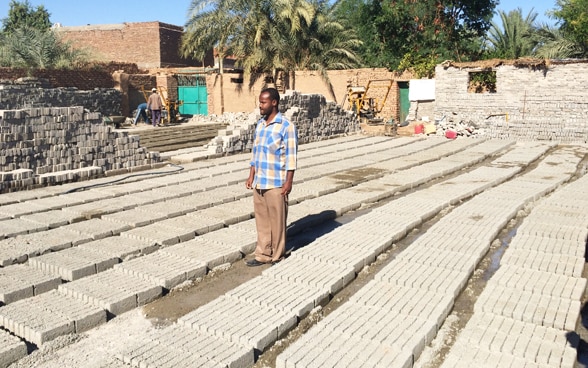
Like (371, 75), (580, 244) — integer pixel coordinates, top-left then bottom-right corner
(250, 112), (298, 189)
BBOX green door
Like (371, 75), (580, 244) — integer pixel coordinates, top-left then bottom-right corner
(398, 81), (410, 124)
(178, 75), (208, 115)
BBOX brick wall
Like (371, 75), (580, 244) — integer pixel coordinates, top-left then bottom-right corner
(205, 68), (412, 124)
(0, 63), (141, 90)
(0, 107), (161, 193)
(294, 69), (411, 124)
(435, 61), (588, 142)
(57, 22), (200, 69)
(0, 82), (122, 116)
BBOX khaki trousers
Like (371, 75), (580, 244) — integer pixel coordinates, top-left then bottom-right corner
(253, 188), (288, 263)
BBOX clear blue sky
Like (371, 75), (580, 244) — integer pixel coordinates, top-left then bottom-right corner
(0, 0), (557, 28)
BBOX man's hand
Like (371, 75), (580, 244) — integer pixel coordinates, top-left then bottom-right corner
(245, 166), (255, 189)
(281, 181), (292, 196)
(281, 170), (295, 196)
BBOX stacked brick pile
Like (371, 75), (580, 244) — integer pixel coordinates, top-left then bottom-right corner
(204, 92), (360, 154)
(478, 117), (588, 142)
(0, 107), (160, 193)
(281, 92), (360, 143)
(0, 82), (122, 116)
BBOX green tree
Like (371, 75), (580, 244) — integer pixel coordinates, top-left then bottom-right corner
(0, 26), (88, 70)
(337, 0), (497, 72)
(241, 0), (361, 96)
(532, 24), (585, 58)
(551, 0), (588, 56)
(1, 0), (51, 34)
(484, 8), (538, 59)
(0, 1), (88, 70)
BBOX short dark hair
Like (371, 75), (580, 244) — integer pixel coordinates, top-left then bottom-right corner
(261, 87), (280, 105)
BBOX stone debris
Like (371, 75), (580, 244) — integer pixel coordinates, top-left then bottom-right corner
(408, 115), (485, 139)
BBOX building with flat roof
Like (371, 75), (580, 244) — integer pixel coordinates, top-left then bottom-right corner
(56, 21), (212, 69)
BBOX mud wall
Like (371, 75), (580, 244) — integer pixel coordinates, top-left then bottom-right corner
(0, 63), (141, 90)
(205, 68), (413, 125)
(435, 61), (588, 142)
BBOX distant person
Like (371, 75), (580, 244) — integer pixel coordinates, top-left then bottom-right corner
(147, 88), (163, 127)
(245, 87), (298, 267)
(133, 102), (149, 126)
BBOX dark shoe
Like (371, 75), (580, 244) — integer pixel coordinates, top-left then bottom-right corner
(246, 259), (267, 267)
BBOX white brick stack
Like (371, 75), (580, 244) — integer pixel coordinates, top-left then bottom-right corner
(0, 107), (161, 193)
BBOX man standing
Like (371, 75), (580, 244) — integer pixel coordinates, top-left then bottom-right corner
(245, 88), (298, 266)
(147, 88), (163, 127)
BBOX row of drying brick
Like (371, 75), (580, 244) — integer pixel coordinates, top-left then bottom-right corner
(0, 137), (513, 367)
(119, 144), (545, 368)
(0, 136), (416, 260)
(115, 163), (505, 368)
(0, 135), (466, 366)
(0, 136), (479, 303)
(0, 131), (363, 207)
(0, 137), (514, 309)
(0, 136), (456, 273)
(277, 144), (587, 368)
(0, 134), (422, 225)
(441, 171), (588, 368)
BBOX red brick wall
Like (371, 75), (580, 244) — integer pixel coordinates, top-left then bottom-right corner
(57, 22), (200, 69)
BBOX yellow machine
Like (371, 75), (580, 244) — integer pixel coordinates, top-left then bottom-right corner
(346, 79), (393, 124)
(141, 86), (183, 125)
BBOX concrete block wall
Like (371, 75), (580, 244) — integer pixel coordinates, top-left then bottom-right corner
(435, 62), (588, 142)
(0, 82), (122, 116)
(205, 92), (360, 154)
(0, 107), (160, 193)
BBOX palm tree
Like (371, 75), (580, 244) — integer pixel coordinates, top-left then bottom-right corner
(0, 26), (88, 71)
(229, 0), (316, 89)
(183, 0), (361, 98)
(485, 8), (538, 59)
(262, 0), (362, 97)
(531, 24), (585, 59)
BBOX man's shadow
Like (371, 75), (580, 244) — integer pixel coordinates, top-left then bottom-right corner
(569, 303), (588, 367)
(573, 238), (588, 366)
(285, 210), (340, 255)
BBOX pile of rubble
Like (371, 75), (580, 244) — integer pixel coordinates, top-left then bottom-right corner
(432, 118), (486, 138)
(186, 111), (256, 126)
(407, 115), (486, 139)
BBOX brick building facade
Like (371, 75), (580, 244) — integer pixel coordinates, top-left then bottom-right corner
(56, 21), (212, 69)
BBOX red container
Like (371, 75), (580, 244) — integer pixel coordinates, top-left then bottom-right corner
(445, 129), (457, 139)
(414, 124), (424, 135)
